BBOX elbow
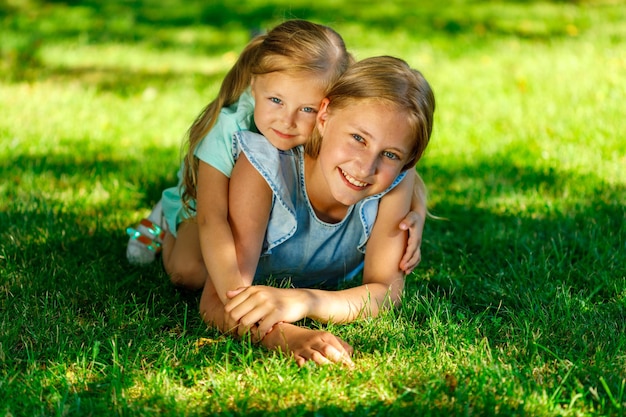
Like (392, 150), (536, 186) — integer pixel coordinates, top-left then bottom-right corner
(386, 279), (405, 309)
(364, 280), (405, 317)
(196, 212), (209, 228)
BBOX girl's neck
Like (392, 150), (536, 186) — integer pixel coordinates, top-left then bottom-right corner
(303, 154), (349, 224)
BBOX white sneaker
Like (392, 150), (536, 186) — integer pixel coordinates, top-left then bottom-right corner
(126, 200), (167, 266)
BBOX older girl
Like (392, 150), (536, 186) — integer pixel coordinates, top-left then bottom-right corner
(204, 56), (435, 366)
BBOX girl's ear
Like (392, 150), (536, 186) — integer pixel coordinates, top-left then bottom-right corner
(316, 98), (331, 132)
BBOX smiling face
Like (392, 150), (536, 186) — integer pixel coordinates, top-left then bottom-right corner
(251, 71), (327, 151)
(310, 98), (414, 212)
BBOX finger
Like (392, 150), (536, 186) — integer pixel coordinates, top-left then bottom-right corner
(236, 320), (262, 339)
(399, 219), (413, 231)
(251, 324), (265, 344)
(226, 287), (248, 300)
(295, 355), (307, 367)
(399, 212), (419, 230)
(399, 253), (410, 271)
(227, 295), (266, 323)
(257, 317), (280, 339)
(340, 354), (355, 368)
(403, 251), (422, 273)
(321, 344), (354, 367)
(399, 254), (414, 273)
(236, 310), (268, 337)
(332, 349), (354, 368)
(400, 239), (419, 267)
(309, 350), (332, 366)
(235, 319), (253, 338)
(400, 241), (422, 269)
(220, 305), (239, 334)
(339, 339), (354, 357)
(239, 301), (271, 324)
(223, 290), (252, 313)
(249, 325), (265, 343)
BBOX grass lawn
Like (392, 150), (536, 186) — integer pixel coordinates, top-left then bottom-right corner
(1, 0), (625, 415)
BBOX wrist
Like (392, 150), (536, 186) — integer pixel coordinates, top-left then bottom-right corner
(301, 289), (322, 321)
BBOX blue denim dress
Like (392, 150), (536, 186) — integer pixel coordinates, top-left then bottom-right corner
(235, 131), (406, 290)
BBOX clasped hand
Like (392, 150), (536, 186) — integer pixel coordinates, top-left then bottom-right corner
(224, 286), (312, 341)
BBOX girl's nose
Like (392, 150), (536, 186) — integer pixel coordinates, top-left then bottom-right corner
(355, 153), (377, 177)
(281, 110), (296, 128)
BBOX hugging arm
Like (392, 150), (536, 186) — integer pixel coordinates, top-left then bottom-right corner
(226, 170), (414, 337)
(196, 161), (251, 304)
(398, 170), (427, 273)
(227, 152), (272, 283)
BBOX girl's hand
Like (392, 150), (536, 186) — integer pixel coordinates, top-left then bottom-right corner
(398, 210), (424, 274)
(225, 286), (311, 340)
(263, 323), (354, 367)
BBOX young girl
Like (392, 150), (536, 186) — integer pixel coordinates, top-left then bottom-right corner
(202, 55), (435, 366)
(126, 20), (426, 295)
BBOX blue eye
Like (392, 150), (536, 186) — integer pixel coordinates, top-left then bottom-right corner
(270, 97), (282, 104)
(302, 107), (317, 114)
(382, 150), (400, 160)
(352, 134), (365, 142)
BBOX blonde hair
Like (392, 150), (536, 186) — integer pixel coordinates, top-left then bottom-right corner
(306, 56), (435, 171)
(181, 19), (352, 211)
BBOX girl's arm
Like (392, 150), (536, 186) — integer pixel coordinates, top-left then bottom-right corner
(227, 152), (272, 285)
(398, 170), (427, 273)
(196, 160), (255, 304)
(226, 172), (414, 337)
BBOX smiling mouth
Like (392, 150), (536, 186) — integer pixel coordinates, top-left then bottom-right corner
(272, 129), (296, 139)
(340, 168), (369, 188)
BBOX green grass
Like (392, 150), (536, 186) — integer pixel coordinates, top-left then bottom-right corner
(1, 0), (625, 415)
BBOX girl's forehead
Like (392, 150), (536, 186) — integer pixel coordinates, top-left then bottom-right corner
(255, 71), (327, 95)
(331, 98), (401, 116)
(256, 70), (322, 83)
(334, 100), (411, 133)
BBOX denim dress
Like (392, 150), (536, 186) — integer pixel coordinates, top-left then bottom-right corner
(235, 131), (406, 290)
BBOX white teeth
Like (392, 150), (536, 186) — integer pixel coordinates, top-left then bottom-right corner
(341, 169), (368, 187)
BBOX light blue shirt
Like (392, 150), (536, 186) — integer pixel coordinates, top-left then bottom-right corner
(161, 90), (256, 236)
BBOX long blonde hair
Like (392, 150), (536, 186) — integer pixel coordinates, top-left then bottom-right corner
(306, 56), (435, 171)
(181, 19), (352, 211)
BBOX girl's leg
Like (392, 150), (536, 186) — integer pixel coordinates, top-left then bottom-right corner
(162, 220), (207, 290)
(163, 221), (233, 332)
(199, 278), (235, 332)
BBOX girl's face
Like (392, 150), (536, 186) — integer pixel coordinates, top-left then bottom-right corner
(315, 98), (414, 207)
(251, 71), (326, 151)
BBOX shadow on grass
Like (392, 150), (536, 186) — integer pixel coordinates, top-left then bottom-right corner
(415, 155), (625, 305)
(3, 141), (179, 208)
